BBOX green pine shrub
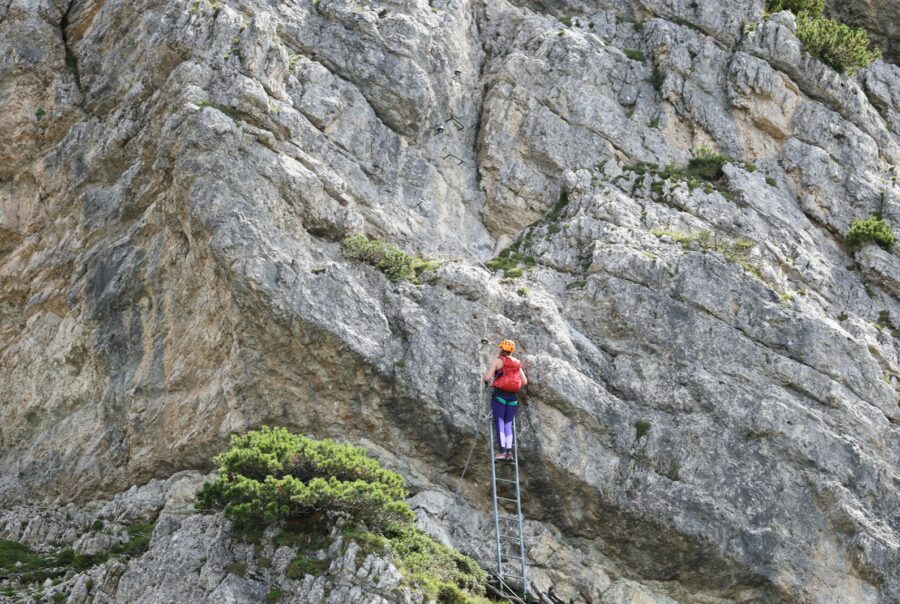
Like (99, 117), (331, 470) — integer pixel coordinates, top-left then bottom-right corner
(795, 13), (881, 76)
(197, 427), (488, 602)
(845, 217), (895, 249)
(341, 234), (440, 282)
(197, 427), (412, 530)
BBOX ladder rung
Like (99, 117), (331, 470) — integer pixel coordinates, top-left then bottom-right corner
(499, 534), (521, 540)
(500, 574), (525, 581)
(501, 554), (523, 560)
(495, 478), (517, 484)
(496, 496), (518, 503)
(498, 515), (520, 521)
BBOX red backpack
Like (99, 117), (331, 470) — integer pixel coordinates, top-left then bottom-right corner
(493, 356), (523, 392)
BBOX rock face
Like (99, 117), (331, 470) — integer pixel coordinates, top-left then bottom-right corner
(1, 0), (898, 603)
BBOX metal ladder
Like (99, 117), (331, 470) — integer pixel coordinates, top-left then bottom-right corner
(488, 416), (528, 599)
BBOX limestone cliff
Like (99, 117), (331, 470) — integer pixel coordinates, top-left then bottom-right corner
(1, 0), (899, 602)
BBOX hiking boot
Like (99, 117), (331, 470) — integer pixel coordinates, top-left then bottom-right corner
(494, 452), (507, 461)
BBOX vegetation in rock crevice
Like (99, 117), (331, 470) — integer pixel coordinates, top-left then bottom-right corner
(341, 234), (440, 283)
(197, 427), (489, 603)
(621, 146), (750, 202)
(844, 216), (895, 250)
(485, 190), (571, 279)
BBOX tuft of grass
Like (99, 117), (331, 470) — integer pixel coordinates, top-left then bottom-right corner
(110, 522), (154, 558)
(286, 554), (328, 579)
(649, 116), (660, 128)
(267, 588), (284, 603)
(845, 216), (894, 250)
(635, 419), (651, 440)
(516, 288), (528, 297)
(559, 16), (572, 27)
(566, 280), (587, 291)
(64, 50), (78, 74)
(624, 49), (646, 61)
(224, 561), (248, 577)
(35, 108), (46, 120)
(838, 311), (848, 321)
(765, 176), (777, 187)
(341, 234), (440, 283)
(686, 146), (729, 182)
(650, 69), (665, 91)
(91, 519), (104, 532)
(196, 99), (240, 121)
(666, 461), (681, 481)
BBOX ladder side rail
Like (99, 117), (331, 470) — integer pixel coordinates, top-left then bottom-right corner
(488, 408), (504, 592)
(512, 418), (528, 596)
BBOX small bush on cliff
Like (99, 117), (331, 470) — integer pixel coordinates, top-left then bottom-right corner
(197, 427), (488, 602)
(197, 427), (412, 530)
(795, 14), (881, 76)
(341, 234), (440, 283)
(844, 217), (895, 249)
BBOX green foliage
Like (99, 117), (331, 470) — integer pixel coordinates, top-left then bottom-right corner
(197, 427), (413, 530)
(52, 593), (66, 603)
(341, 234), (440, 283)
(766, 0), (824, 16)
(91, 519), (104, 532)
(285, 554), (328, 578)
(795, 13), (881, 76)
(485, 249), (535, 279)
(565, 280), (587, 290)
(686, 146), (729, 181)
(0, 540), (47, 575)
(666, 461), (681, 481)
(35, 108), (45, 120)
(196, 99), (240, 121)
(634, 419), (651, 440)
(199, 428), (488, 602)
(224, 561), (248, 576)
(110, 522), (154, 557)
(64, 50), (78, 74)
(378, 524), (487, 603)
(624, 146), (749, 201)
(624, 49), (645, 61)
(651, 230), (761, 279)
(838, 311), (848, 321)
(649, 69), (665, 91)
(516, 288), (528, 297)
(845, 217), (895, 249)
(559, 16), (572, 26)
(267, 588), (284, 603)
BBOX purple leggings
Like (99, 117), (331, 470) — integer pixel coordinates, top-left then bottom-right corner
(492, 398), (518, 451)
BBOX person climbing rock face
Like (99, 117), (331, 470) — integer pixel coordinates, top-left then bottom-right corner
(483, 339), (527, 461)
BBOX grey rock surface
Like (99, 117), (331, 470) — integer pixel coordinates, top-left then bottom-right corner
(1, 0), (899, 602)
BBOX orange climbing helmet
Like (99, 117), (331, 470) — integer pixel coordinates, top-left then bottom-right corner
(499, 339), (516, 354)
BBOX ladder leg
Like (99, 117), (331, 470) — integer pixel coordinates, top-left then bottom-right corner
(488, 407), (503, 595)
(512, 418), (527, 597)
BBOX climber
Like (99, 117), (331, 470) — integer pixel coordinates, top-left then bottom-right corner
(483, 339), (527, 461)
